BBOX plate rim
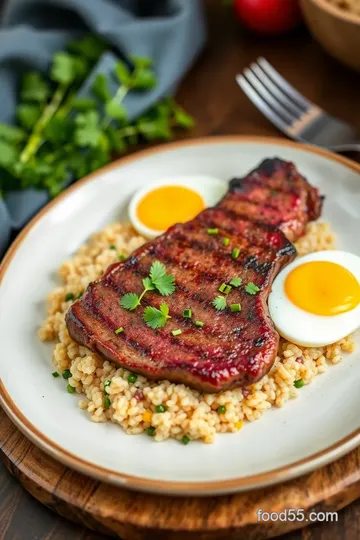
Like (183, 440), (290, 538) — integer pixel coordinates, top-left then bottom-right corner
(1, 135), (360, 495)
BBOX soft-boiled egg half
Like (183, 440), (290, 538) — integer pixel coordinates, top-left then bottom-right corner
(268, 250), (360, 347)
(129, 176), (227, 239)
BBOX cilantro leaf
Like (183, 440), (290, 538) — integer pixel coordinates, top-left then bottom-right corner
(212, 296), (227, 311)
(245, 282), (261, 295)
(74, 111), (102, 147)
(0, 122), (26, 143)
(137, 119), (172, 141)
(149, 260), (175, 296)
(130, 55), (153, 69)
(16, 104), (42, 130)
(0, 140), (19, 167)
(106, 125), (128, 153)
(142, 277), (156, 291)
(51, 52), (87, 84)
(132, 68), (157, 90)
(143, 303), (170, 329)
(114, 61), (132, 87)
(173, 106), (195, 129)
(21, 72), (50, 103)
(105, 101), (128, 123)
(68, 34), (107, 61)
(72, 97), (97, 111)
(120, 293), (140, 311)
(229, 277), (242, 287)
(92, 74), (112, 102)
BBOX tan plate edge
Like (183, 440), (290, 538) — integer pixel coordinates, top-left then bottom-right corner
(1, 135), (360, 495)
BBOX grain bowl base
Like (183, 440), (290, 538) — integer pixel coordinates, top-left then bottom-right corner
(39, 221), (355, 444)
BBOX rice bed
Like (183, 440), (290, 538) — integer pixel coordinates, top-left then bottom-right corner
(39, 221), (355, 443)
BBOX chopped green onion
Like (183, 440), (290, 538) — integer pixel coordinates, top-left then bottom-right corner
(294, 379), (305, 389)
(104, 379), (111, 393)
(222, 237), (230, 247)
(128, 373), (138, 384)
(52, 371), (59, 378)
(195, 320), (204, 327)
(183, 309), (192, 318)
(109, 244), (116, 250)
(231, 248), (240, 259)
(104, 396), (111, 408)
(114, 327), (124, 334)
(119, 253), (126, 261)
(218, 283), (227, 293)
(65, 293), (75, 302)
(182, 435), (191, 445)
(207, 228), (219, 235)
(146, 427), (156, 436)
(155, 405), (166, 413)
(223, 285), (232, 294)
(217, 405), (226, 414)
(62, 369), (71, 379)
(67, 384), (75, 394)
(171, 329), (182, 336)
(230, 303), (241, 312)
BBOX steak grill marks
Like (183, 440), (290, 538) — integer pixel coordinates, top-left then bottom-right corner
(66, 158), (323, 392)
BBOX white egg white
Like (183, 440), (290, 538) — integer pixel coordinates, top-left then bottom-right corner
(128, 175), (228, 239)
(268, 250), (360, 347)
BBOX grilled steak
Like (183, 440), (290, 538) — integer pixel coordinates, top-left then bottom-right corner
(66, 158), (323, 392)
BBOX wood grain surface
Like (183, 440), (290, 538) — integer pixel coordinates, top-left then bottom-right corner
(1, 0), (360, 539)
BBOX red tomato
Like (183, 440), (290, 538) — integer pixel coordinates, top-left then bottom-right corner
(233, 0), (302, 35)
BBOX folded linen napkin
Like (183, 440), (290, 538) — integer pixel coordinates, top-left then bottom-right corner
(0, 0), (205, 257)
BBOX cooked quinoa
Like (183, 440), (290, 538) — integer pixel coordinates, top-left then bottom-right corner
(326, 0), (360, 17)
(39, 221), (355, 443)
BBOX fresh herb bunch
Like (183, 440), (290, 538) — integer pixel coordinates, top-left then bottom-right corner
(0, 35), (195, 198)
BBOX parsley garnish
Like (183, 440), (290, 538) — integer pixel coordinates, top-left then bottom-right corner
(144, 303), (171, 329)
(229, 277), (242, 287)
(212, 296), (227, 311)
(245, 282), (260, 295)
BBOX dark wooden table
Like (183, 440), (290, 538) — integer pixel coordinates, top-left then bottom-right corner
(1, 0), (360, 539)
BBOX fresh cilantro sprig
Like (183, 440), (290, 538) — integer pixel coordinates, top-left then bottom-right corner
(212, 296), (227, 311)
(144, 303), (171, 329)
(120, 261), (175, 315)
(0, 36), (195, 198)
(245, 282), (261, 295)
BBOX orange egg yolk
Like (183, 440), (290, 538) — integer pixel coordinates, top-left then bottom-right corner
(285, 261), (360, 316)
(136, 185), (205, 232)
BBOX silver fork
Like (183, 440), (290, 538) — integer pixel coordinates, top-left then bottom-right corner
(236, 57), (360, 153)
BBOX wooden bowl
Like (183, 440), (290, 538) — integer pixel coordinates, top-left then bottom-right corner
(301, 0), (360, 71)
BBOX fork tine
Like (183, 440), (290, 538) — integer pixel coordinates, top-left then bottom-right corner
(250, 62), (304, 118)
(257, 57), (313, 111)
(243, 68), (296, 125)
(235, 74), (291, 137)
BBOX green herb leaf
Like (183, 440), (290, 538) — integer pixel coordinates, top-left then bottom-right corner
(149, 261), (175, 296)
(212, 296), (227, 311)
(229, 277), (242, 287)
(0, 122), (26, 143)
(132, 68), (157, 90)
(105, 101), (128, 123)
(91, 73), (112, 102)
(106, 125), (128, 153)
(74, 111), (102, 147)
(245, 282), (260, 295)
(130, 55), (153, 69)
(114, 60), (132, 86)
(0, 140), (19, 167)
(143, 303), (171, 329)
(51, 52), (87, 84)
(173, 106), (195, 129)
(16, 104), (42, 130)
(120, 292), (141, 311)
(21, 72), (50, 103)
(68, 34), (107, 61)
(142, 277), (156, 291)
(72, 97), (97, 111)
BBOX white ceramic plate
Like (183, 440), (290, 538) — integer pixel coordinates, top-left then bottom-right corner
(1, 136), (360, 496)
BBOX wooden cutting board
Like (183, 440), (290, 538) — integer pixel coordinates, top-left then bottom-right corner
(1, 409), (360, 539)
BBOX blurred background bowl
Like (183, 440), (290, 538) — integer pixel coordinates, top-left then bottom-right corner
(301, 0), (360, 71)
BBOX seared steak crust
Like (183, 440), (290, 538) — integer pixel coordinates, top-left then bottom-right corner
(66, 158), (323, 392)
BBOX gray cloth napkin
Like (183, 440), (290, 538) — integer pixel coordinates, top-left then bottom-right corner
(0, 0), (205, 256)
